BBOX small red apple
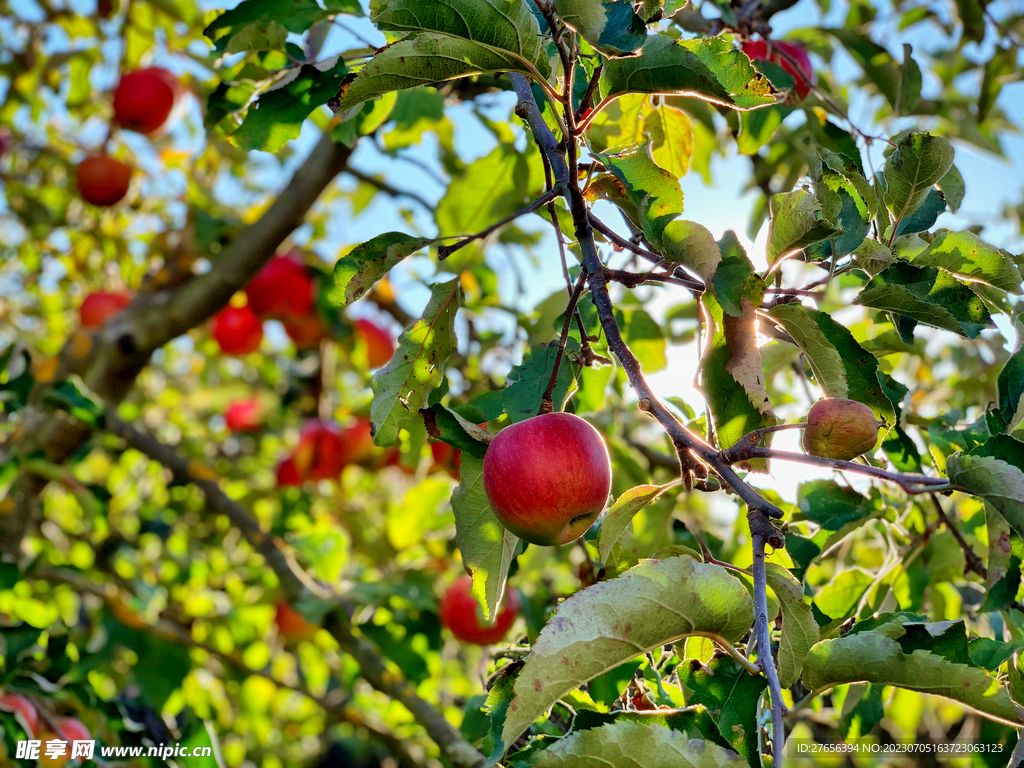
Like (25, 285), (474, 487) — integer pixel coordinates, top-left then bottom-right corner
(246, 253), (315, 319)
(212, 306), (263, 355)
(294, 420), (345, 481)
(802, 398), (880, 460)
(283, 312), (328, 350)
(112, 67), (184, 135)
(742, 39), (813, 99)
(483, 412), (611, 546)
(440, 574), (520, 645)
(276, 456), (303, 487)
(354, 318), (396, 368)
(337, 417), (375, 466)
(56, 717), (90, 743)
(0, 693), (39, 736)
(76, 155), (132, 206)
(430, 442), (462, 480)
(274, 601), (319, 642)
(79, 290), (132, 328)
(224, 397), (262, 432)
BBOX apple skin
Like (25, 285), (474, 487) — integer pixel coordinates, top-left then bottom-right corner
(337, 418), (375, 466)
(354, 318), (396, 368)
(275, 601), (319, 642)
(276, 456), (303, 487)
(0, 693), (39, 736)
(430, 442), (462, 480)
(802, 398), (880, 460)
(741, 40), (813, 99)
(246, 253), (315, 319)
(57, 717), (90, 743)
(224, 397), (262, 432)
(294, 420), (345, 481)
(282, 311), (328, 350)
(483, 412), (611, 546)
(79, 290), (132, 328)
(212, 306), (263, 355)
(76, 155), (132, 206)
(440, 574), (520, 645)
(112, 67), (183, 135)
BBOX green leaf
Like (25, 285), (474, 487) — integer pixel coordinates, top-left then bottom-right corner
(594, 145), (683, 244)
(803, 618), (1022, 726)
(223, 20), (288, 53)
(712, 231), (756, 317)
(892, 188), (945, 238)
(765, 563), (820, 688)
(654, 219), (720, 283)
(568, 708), (731, 752)
(646, 104), (692, 178)
(767, 304), (896, 440)
(829, 32), (921, 113)
(855, 261), (993, 339)
(600, 35), (778, 110)
(485, 662), (520, 763)
(204, 0), (336, 52)
(812, 568), (873, 621)
(420, 405), (490, 458)
(766, 189), (842, 265)
(675, 655), (766, 765)
(738, 104), (790, 155)
(881, 132), (955, 226)
(797, 481), (878, 531)
(386, 477), (453, 549)
(937, 164), (965, 214)
(502, 339), (581, 423)
(553, 0), (646, 58)
(814, 154), (872, 257)
(370, 278), (462, 445)
(911, 231), (1023, 294)
(996, 328), (1024, 432)
(947, 436), (1024, 541)
(452, 455), (521, 623)
(232, 61), (349, 152)
(698, 291), (775, 467)
(43, 380), (105, 429)
(622, 308), (666, 372)
(291, 528), (349, 581)
(373, 0), (551, 77)
(528, 720), (743, 767)
(328, 232), (432, 306)
(597, 484), (674, 563)
(329, 33), (542, 114)
(501, 556), (754, 746)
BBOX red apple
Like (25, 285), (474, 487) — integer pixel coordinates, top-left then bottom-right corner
(337, 418), (375, 466)
(276, 456), (303, 487)
(294, 420), (345, 481)
(379, 447), (416, 475)
(212, 306), (263, 355)
(283, 311), (328, 350)
(79, 290), (132, 328)
(112, 67), (184, 135)
(56, 717), (90, 743)
(274, 601), (319, 642)
(483, 413), (611, 546)
(430, 442), (462, 480)
(355, 318), (396, 368)
(440, 574), (520, 645)
(246, 253), (315, 319)
(802, 398), (880, 460)
(742, 39), (813, 99)
(224, 397), (262, 432)
(76, 155), (132, 206)
(0, 693), (38, 736)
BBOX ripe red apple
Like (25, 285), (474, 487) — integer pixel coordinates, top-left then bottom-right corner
(212, 306), (263, 355)
(379, 447), (416, 475)
(483, 412), (611, 546)
(337, 417), (375, 466)
(440, 574), (520, 645)
(112, 67), (184, 135)
(0, 128), (9, 159)
(294, 420), (345, 481)
(56, 717), (90, 743)
(742, 39), (813, 99)
(355, 318), (396, 368)
(430, 442), (462, 480)
(76, 155), (132, 206)
(276, 456), (302, 487)
(224, 397), (262, 431)
(79, 290), (132, 328)
(246, 253), (315, 319)
(0, 693), (38, 736)
(802, 398), (880, 460)
(283, 311), (328, 350)
(274, 601), (319, 642)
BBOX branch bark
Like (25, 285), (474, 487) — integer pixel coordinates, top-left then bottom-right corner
(3, 131), (354, 555)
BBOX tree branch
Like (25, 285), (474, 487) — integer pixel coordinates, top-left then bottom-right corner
(437, 188), (560, 260)
(751, 533), (786, 760)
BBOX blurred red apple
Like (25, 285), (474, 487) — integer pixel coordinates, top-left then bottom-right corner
(112, 67), (184, 135)
(79, 290), (132, 328)
(274, 601), (319, 642)
(0, 693), (38, 736)
(742, 39), (813, 99)
(212, 306), (263, 355)
(294, 420), (345, 481)
(430, 442), (462, 480)
(56, 717), (90, 743)
(76, 155), (132, 206)
(338, 417), (375, 466)
(355, 318), (396, 368)
(276, 456), (302, 487)
(246, 253), (315, 319)
(283, 312), (328, 350)
(224, 397), (262, 432)
(483, 413), (611, 546)
(440, 574), (520, 645)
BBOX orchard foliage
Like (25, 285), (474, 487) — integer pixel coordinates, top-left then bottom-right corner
(2, 0), (1024, 765)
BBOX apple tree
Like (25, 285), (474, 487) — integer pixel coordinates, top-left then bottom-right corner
(2, 0), (1024, 765)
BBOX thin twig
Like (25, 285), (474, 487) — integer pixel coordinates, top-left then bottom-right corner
(347, 167), (433, 209)
(588, 214), (705, 296)
(540, 270), (587, 414)
(751, 533), (786, 762)
(437, 188), (560, 260)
